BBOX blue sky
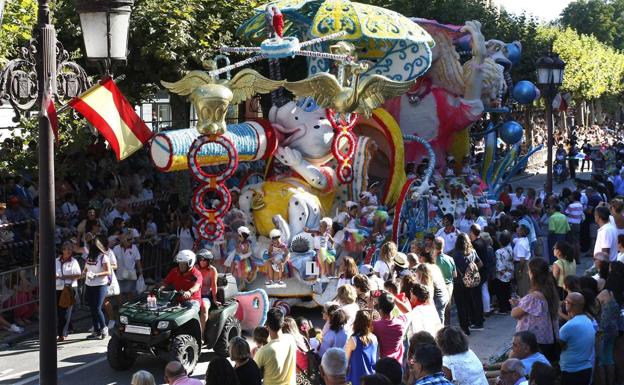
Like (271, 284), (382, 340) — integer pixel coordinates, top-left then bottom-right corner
(500, 0), (573, 21)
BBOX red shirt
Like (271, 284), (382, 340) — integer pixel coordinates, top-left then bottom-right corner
(163, 267), (203, 302)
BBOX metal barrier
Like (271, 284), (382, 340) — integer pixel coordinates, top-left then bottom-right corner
(0, 264), (39, 316)
(525, 146), (554, 171)
(140, 241), (172, 280)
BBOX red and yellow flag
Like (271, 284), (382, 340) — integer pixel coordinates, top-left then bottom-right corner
(69, 78), (153, 160)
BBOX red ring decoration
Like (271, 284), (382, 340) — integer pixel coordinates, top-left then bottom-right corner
(188, 135), (239, 184)
(192, 183), (232, 218)
(198, 217), (225, 241)
(332, 131), (356, 162)
(338, 162), (353, 182)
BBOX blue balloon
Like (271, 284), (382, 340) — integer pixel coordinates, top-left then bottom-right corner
(500, 121), (523, 145)
(513, 80), (538, 105)
(506, 42), (522, 66)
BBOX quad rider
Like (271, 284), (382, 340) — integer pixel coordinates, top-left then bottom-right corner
(196, 249), (220, 339)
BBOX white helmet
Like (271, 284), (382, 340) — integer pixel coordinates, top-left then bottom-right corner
(238, 226), (251, 237)
(175, 249), (196, 268)
(320, 217), (333, 227)
(269, 229), (282, 239)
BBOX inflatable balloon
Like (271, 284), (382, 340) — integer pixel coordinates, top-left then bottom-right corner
(506, 42), (522, 66)
(512, 81), (538, 105)
(500, 121), (524, 145)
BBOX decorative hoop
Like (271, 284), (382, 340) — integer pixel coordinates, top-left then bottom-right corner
(188, 135), (239, 183)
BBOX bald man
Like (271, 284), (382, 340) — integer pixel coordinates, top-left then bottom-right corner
(559, 292), (595, 385)
(164, 361), (202, 385)
(498, 358), (527, 385)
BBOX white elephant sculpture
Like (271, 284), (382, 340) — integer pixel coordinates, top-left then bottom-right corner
(239, 98), (339, 242)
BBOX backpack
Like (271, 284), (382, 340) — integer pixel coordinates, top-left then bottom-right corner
(462, 253), (481, 288)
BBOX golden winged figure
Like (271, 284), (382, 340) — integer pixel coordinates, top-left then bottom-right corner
(161, 69), (284, 135)
(284, 71), (414, 118)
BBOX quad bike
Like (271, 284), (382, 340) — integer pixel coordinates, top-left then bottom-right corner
(107, 274), (240, 374)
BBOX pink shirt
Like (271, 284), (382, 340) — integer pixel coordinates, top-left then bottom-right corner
(172, 376), (203, 385)
(372, 314), (408, 364)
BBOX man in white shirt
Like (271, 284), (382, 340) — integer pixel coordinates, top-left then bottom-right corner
(594, 206), (618, 262)
(105, 201), (131, 227)
(510, 187), (525, 211)
(435, 214), (460, 254)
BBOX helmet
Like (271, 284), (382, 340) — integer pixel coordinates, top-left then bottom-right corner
(196, 249), (214, 261)
(269, 229), (282, 239)
(175, 249), (196, 268)
(238, 226), (251, 237)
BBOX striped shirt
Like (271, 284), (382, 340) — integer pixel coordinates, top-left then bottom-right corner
(565, 202), (584, 224)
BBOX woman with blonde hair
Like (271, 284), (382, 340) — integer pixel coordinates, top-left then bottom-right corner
(130, 370), (155, 385)
(336, 284), (359, 335)
(375, 241), (397, 281)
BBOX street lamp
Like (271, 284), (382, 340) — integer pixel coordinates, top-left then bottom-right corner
(75, 0), (134, 75)
(536, 52), (566, 194)
(0, 1), (133, 384)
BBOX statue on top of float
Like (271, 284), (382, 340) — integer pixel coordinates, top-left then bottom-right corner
(385, 19), (521, 169)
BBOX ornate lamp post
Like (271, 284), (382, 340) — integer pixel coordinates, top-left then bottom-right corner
(0, 1), (133, 384)
(536, 52), (565, 194)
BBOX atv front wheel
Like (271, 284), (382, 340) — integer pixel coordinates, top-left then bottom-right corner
(213, 317), (241, 357)
(170, 334), (200, 374)
(107, 336), (136, 370)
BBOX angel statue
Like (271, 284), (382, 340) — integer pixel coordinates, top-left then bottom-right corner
(161, 68), (283, 135)
(284, 63), (414, 119)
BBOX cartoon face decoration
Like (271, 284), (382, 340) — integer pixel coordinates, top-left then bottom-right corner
(269, 98), (335, 159)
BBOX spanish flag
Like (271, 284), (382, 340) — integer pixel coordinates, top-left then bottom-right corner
(69, 77), (153, 160)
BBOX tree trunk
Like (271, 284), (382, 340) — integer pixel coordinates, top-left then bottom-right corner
(595, 98), (604, 125)
(575, 99), (583, 127)
(525, 105), (533, 148)
(589, 100), (595, 126)
(169, 93), (191, 129)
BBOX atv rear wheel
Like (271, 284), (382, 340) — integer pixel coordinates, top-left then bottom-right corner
(213, 317), (241, 357)
(170, 334), (200, 374)
(107, 335), (136, 371)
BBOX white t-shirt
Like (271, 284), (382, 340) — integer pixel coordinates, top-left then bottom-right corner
(105, 209), (130, 227)
(435, 227), (460, 254)
(85, 253), (110, 286)
(457, 218), (475, 234)
(55, 257), (82, 290)
(373, 259), (392, 281)
(341, 302), (359, 336)
(513, 237), (531, 262)
(442, 349), (489, 385)
(178, 227), (198, 252)
(406, 303), (442, 340)
(511, 194), (526, 211)
(595, 223), (619, 262)
(113, 244), (141, 277)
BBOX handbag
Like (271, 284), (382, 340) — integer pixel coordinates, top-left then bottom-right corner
(58, 286), (75, 309)
(107, 269), (120, 297)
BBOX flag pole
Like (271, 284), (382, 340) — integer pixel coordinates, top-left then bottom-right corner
(56, 74), (126, 115)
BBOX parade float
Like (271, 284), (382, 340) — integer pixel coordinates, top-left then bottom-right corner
(149, 0), (541, 308)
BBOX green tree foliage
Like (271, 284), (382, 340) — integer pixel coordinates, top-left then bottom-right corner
(538, 26), (624, 100)
(560, 0), (620, 50)
(0, 0), (37, 66)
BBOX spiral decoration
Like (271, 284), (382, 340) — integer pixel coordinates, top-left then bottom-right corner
(327, 109), (359, 184)
(188, 134), (239, 241)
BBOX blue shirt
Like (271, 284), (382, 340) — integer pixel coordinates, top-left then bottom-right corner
(521, 352), (550, 373)
(559, 314), (595, 372)
(413, 372), (454, 385)
(319, 328), (348, 357)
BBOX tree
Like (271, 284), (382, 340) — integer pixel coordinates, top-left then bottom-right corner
(560, 0), (620, 50)
(0, 0), (37, 66)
